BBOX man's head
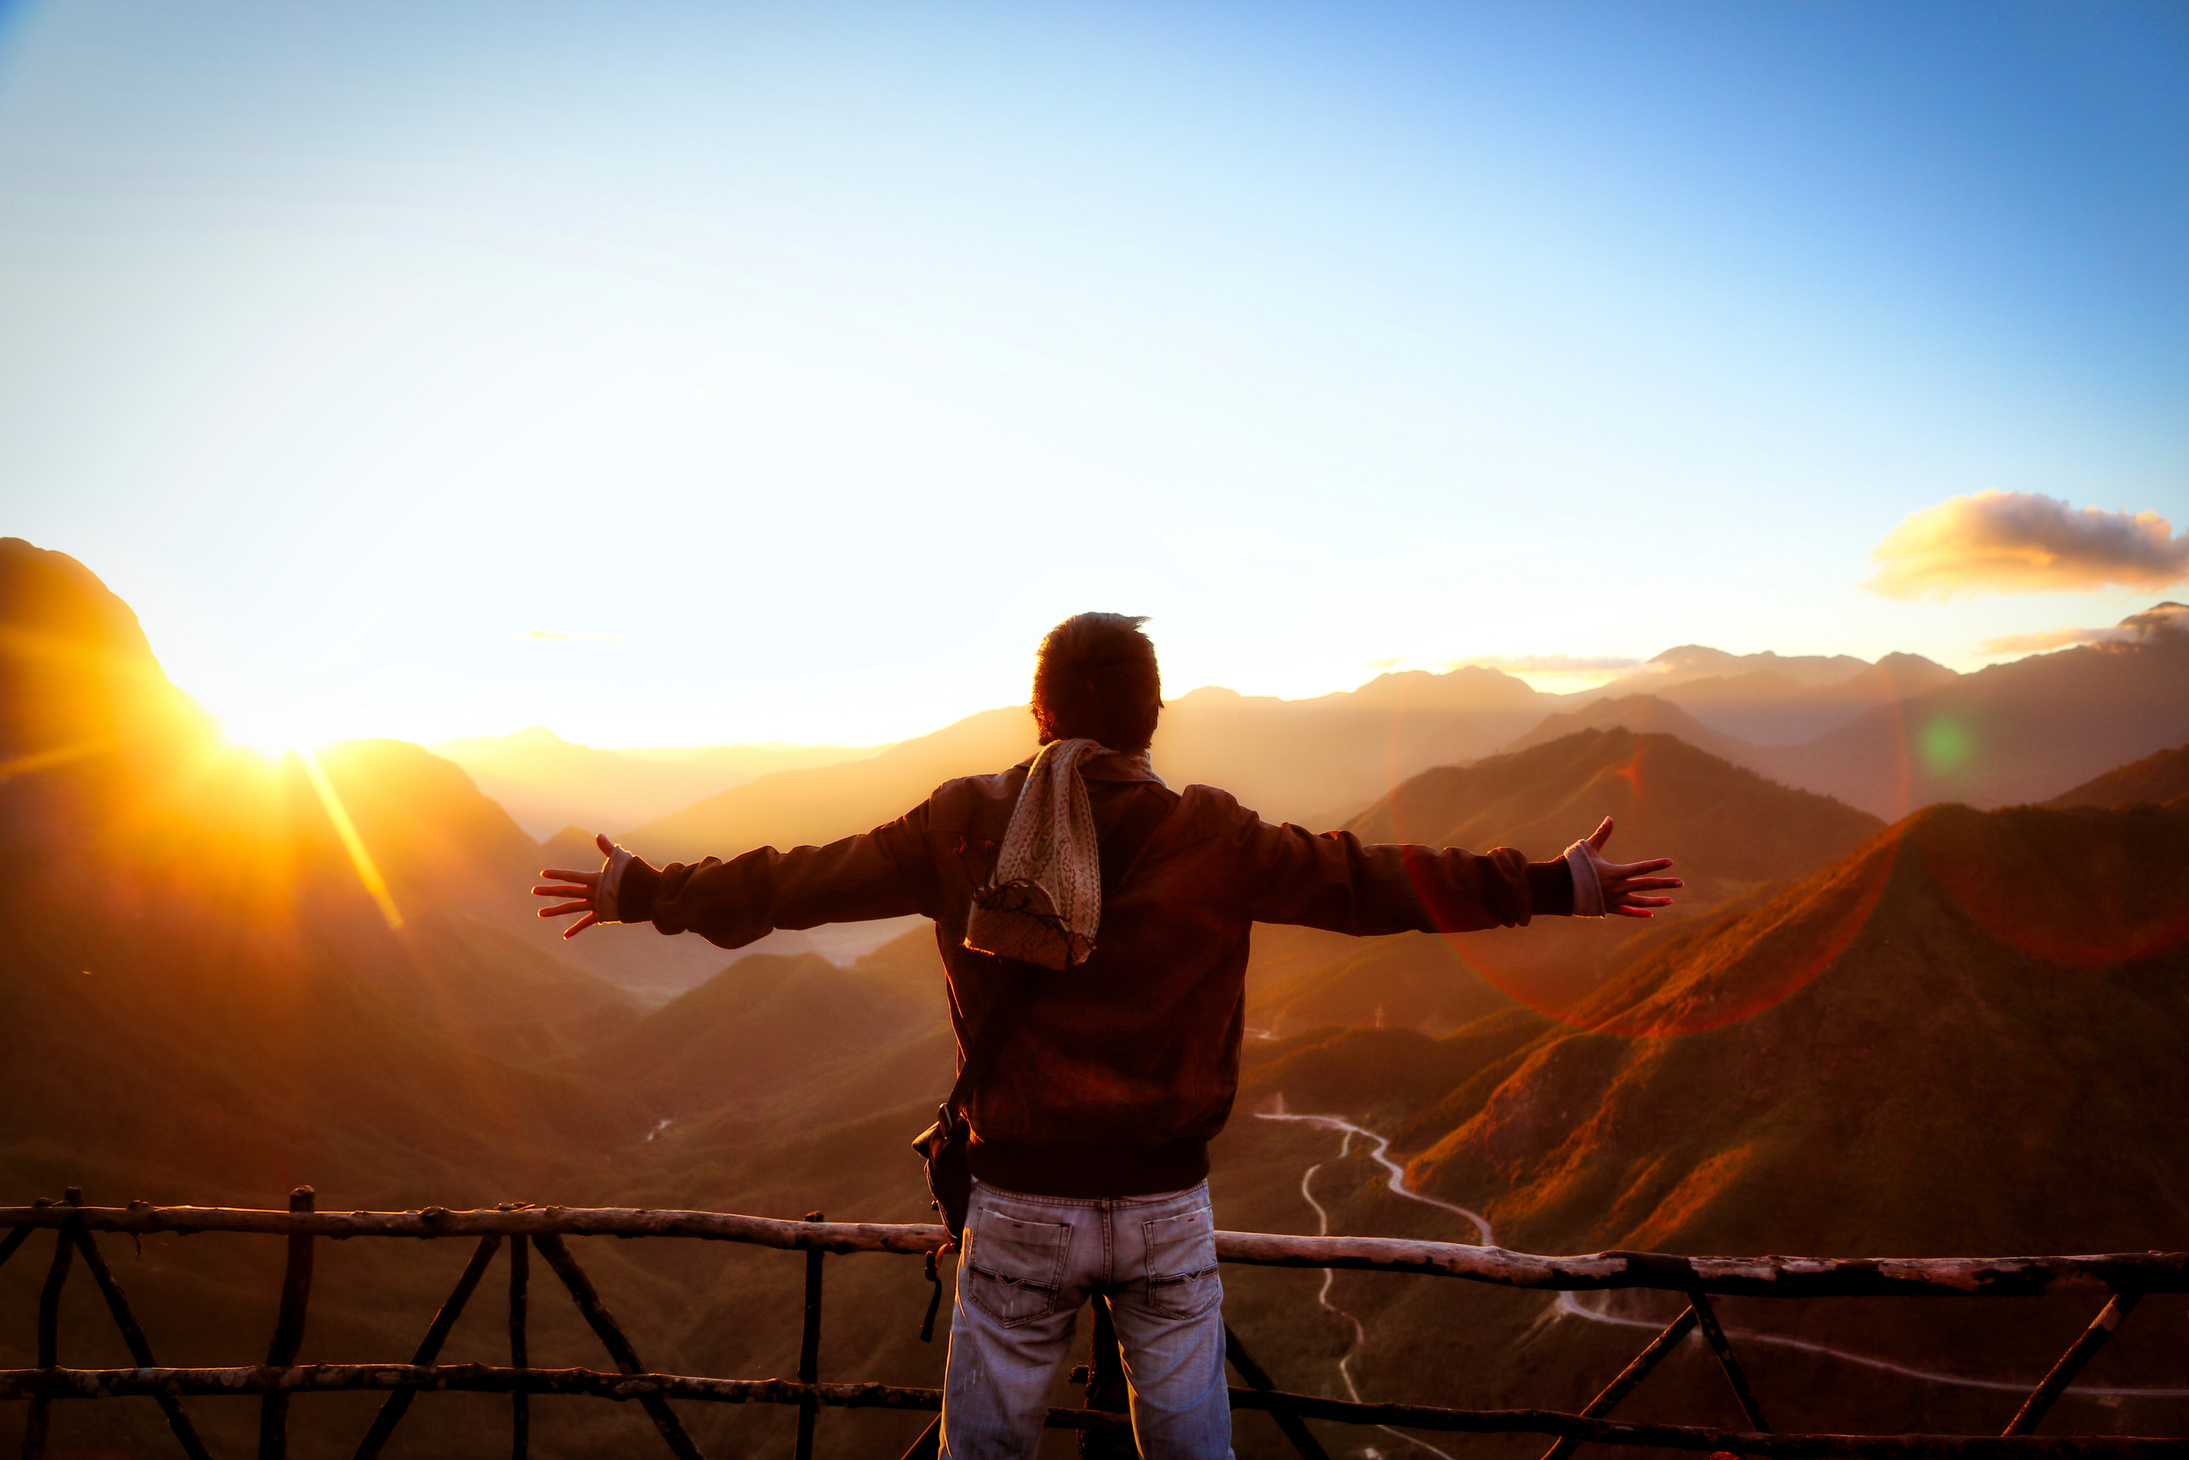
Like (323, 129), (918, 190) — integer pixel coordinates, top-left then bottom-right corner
(1032, 612), (1162, 753)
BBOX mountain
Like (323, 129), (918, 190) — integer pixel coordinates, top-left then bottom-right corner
(432, 726), (885, 839)
(1248, 729), (1884, 1037)
(1647, 652), (1960, 746)
(2046, 743), (2189, 810)
(1592, 644), (1878, 696)
(1758, 608), (2189, 819)
(0, 542), (648, 1202)
(626, 665), (1556, 863)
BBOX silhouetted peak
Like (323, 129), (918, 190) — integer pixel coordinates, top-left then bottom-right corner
(0, 536), (210, 764)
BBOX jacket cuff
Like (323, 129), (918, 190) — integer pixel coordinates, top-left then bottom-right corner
(1525, 859), (1576, 917)
(613, 856), (662, 923)
(1563, 841), (1606, 917)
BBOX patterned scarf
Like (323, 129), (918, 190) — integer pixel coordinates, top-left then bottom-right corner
(964, 737), (1143, 970)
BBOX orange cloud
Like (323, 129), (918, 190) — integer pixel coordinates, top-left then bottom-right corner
(1866, 490), (2189, 600)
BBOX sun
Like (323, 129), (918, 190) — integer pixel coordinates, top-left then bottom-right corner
(214, 696), (326, 759)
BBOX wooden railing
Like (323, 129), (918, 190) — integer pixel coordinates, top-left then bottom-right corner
(3, 1189), (2183, 1458)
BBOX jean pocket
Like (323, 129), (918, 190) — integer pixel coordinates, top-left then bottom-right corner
(964, 1207), (1070, 1327)
(1142, 1207), (1222, 1320)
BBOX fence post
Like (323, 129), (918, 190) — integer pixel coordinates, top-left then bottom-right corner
(1077, 1292), (1133, 1460)
(21, 1193), (77, 1460)
(796, 1211), (825, 1460)
(259, 1186), (317, 1460)
(510, 1234), (531, 1459)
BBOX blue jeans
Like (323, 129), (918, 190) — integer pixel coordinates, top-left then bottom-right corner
(940, 1179), (1233, 1460)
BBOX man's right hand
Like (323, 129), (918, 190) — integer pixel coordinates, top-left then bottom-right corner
(1578, 817), (1681, 918)
(533, 832), (615, 939)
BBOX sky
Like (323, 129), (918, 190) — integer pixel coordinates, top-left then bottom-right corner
(2, 0), (2185, 749)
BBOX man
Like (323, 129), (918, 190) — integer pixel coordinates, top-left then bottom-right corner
(534, 613), (1678, 1460)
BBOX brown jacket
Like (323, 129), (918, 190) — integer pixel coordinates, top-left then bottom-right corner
(612, 754), (1573, 1196)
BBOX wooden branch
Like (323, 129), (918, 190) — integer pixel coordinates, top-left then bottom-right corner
(510, 1235), (529, 1460)
(4, 1367), (2181, 1456)
(529, 1232), (706, 1460)
(795, 1212), (824, 1460)
(259, 1186), (315, 1460)
(2003, 1292), (2143, 1437)
(353, 1234), (503, 1460)
(6, 1203), (2183, 1298)
(69, 1223), (214, 1460)
(1226, 1324), (1332, 1460)
(23, 1205), (74, 1460)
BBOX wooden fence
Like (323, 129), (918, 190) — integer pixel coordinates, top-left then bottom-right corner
(3, 1189), (2183, 1459)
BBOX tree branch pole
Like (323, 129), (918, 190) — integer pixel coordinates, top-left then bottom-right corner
(5, 1203), (2180, 1298)
(529, 1231), (706, 1460)
(68, 1203), (214, 1460)
(258, 1186), (316, 1460)
(796, 1212), (825, 1460)
(2003, 1291), (2144, 1437)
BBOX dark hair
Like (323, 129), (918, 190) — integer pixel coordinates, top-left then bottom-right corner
(1032, 613), (1162, 753)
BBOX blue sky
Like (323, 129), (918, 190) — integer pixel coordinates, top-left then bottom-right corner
(2, 0), (2183, 747)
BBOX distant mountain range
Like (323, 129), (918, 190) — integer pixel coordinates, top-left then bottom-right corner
(432, 726), (884, 839)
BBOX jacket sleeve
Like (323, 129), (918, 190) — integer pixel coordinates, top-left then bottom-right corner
(1237, 813), (1573, 934)
(611, 802), (942, 950)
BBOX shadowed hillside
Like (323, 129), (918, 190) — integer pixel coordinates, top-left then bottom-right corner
(2047, 742), (2189, 809)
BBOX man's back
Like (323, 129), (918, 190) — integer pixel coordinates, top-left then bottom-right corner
(622, 750), (1568, 1196)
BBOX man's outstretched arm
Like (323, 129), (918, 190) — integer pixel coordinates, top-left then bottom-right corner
(533, 808), (941, 948)
(1240, 810), (1678, 934)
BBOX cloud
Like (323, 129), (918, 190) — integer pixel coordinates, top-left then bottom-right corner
(1866, 490), (2189, 600)
(1976, 600), (2188, 657)
(1444, 654), (1643, 674)
(1974, 626), (2126, 656)
(514, 629), (624, 642)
